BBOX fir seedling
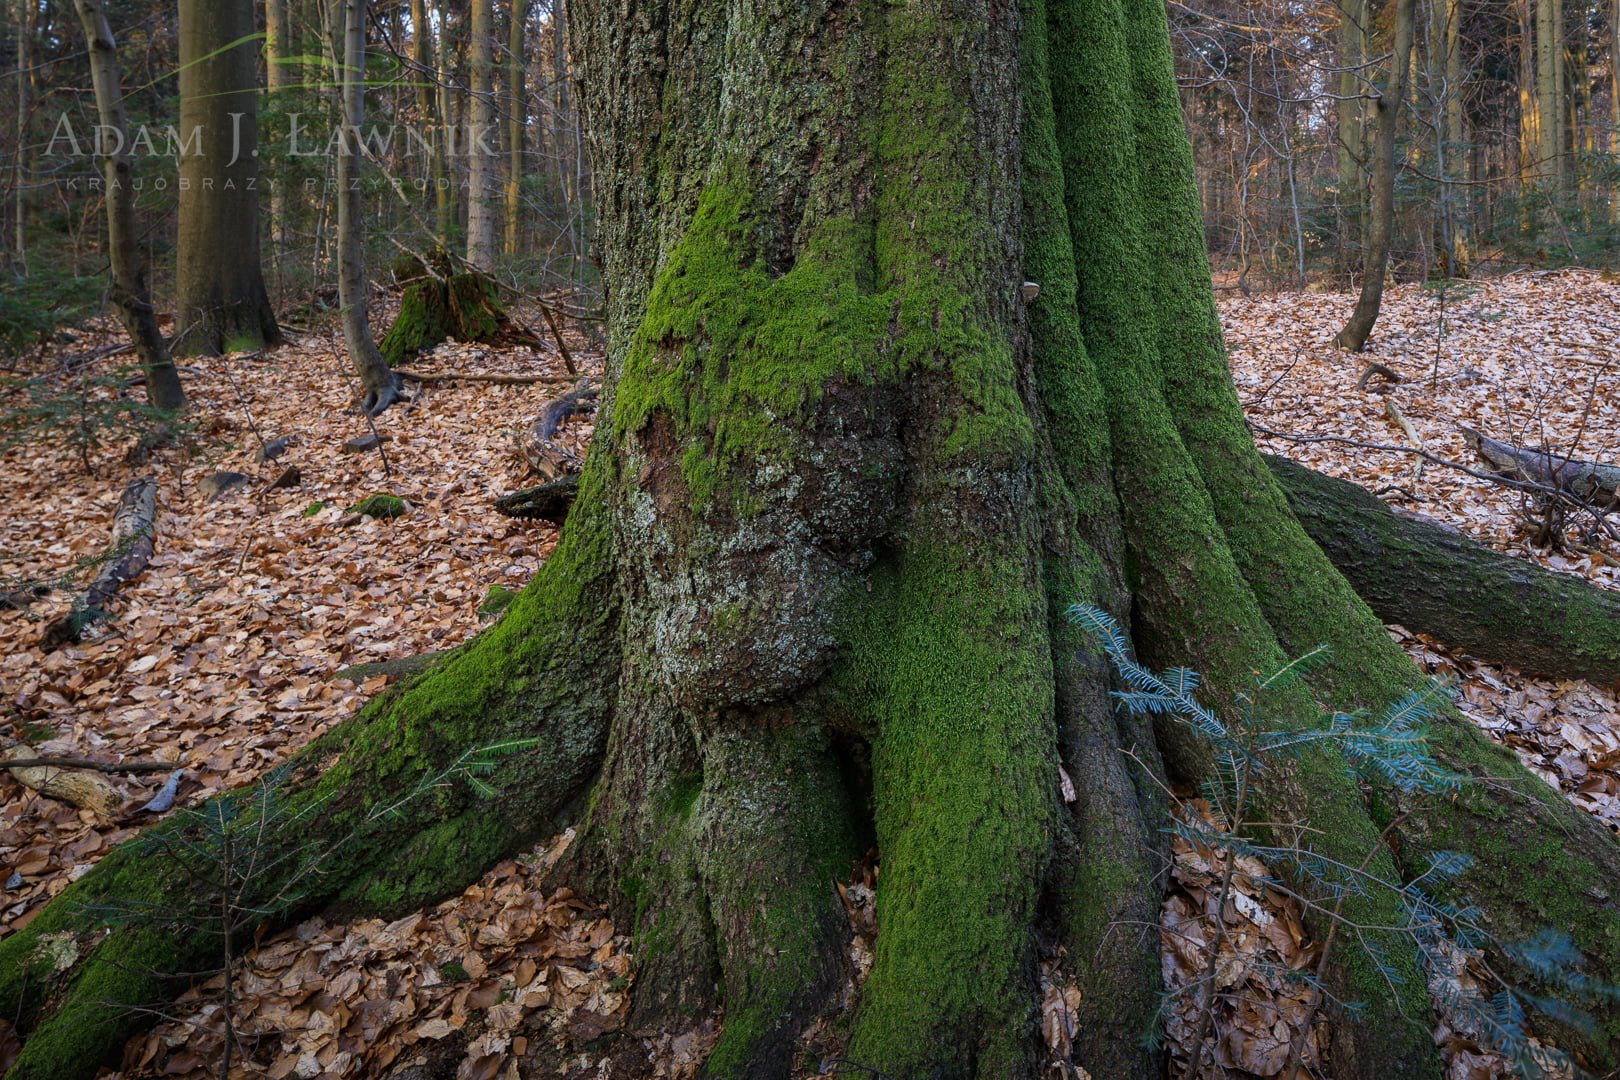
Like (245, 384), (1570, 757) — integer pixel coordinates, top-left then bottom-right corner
(1068, 602), (1613, 1079)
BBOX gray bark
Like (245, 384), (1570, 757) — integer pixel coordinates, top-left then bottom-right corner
(174, 0), (281, 356)
(73, 0), (186, 412)
(335, 0), (401, 415)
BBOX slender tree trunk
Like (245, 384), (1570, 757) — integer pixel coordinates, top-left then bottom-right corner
(410, 0), (450, 243)
(1337, 0), (1367, 278)
(465, 0), (498, 266)
(12, 0), (31, 268)
(1443, 0), (1468, 271)
(1520, 0), (1538, 195)
(73, 0), (185, 412)
(1612, 0), (1620, 223)
(174, 0), (282, 356)
(266, 0), (290, 266)
(12, 4), (1620, 1080)
(1536, 0), (1562, 190)
(335, 0), (400, 415)
(1335, 0), (1416, 349)
(504, 0), (526, 256)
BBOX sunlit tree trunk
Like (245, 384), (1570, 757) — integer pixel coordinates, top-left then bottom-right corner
(174, 0), (281, 356)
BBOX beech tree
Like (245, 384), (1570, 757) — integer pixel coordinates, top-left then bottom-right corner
(464, 0), (498, 266)
(5, 1), (1620, 1078)
(173, 0), (281, 356)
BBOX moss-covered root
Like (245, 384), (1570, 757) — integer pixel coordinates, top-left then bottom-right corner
(0, 463), (622, 1080)
(1268, 455), (1620, 683)
(692, 723), (858, 1079)
(1403, 723), (1620, 1066)
(841, 545), (1053, 1078)
(0, 846), (208, 1080)
(1045, 579), (1168, 1079)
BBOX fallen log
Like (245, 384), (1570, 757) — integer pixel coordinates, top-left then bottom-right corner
(40, 477), (156, 649)
(1461, 427), (1620, 507)
(517, 378), (596, 482)
(395, 368), (577, 386)
(494, 476), (579, 522)
(1266, 454), (1620, 684)
(1, 741), (124, 820)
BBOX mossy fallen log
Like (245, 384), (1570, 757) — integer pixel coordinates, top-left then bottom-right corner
(1267, 453), (1620, 683)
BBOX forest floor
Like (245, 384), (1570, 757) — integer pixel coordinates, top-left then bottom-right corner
(2, 270), (1620, 1078)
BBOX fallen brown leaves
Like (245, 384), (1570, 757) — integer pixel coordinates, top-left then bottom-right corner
(108, 829), (633, 1080)
(2, 323), (593, 935)
(1159, 800), (1326, 1080)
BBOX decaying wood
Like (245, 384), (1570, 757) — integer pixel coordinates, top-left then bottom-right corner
(1354, 361), (1402, 391)
(2, 740), (124, 819)
(494, 475), (579, 522)
(1384, 398), (1425, 487)
(1461, 427), (1620, 506)
(41, 477), (156, 649)
(395, 367), (578, 386)
(517, 378), (597, 482)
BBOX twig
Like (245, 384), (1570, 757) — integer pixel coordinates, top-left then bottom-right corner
(396, 367), (576, 386)
(0, 754), (172, 774)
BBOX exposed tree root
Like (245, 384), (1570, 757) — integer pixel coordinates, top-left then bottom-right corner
(1269, 454), (1620, 683)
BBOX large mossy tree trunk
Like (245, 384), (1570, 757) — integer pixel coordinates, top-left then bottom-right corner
(7, 2), (1620, 1079)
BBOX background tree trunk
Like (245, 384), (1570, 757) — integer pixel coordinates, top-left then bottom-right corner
(12, 0), (31, 269)
(464, 0), (498, 267)
(504, 0), (526, 256)
(1335, 0), (1416, 350)
(334, 0), (400, 415)
(174, 0), (281, 356)
(1536, 0), (1562, 191)
(265, 0), (291, 265)
(1336, 0), (1367, 279)
(74, 0), (185, 412)
(410, 0), (451, 243)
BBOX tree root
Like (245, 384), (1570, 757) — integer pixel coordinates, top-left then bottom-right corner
(1268, 454), (1620, 684)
